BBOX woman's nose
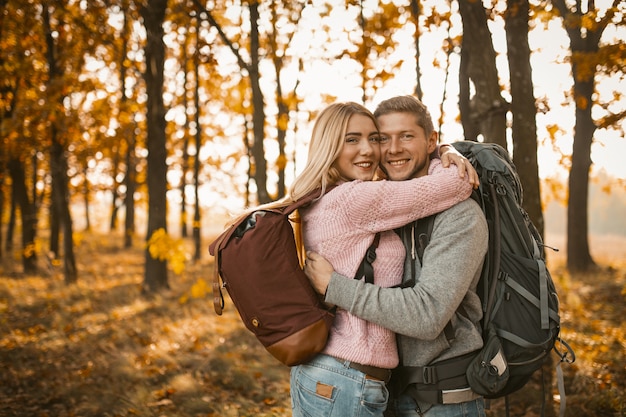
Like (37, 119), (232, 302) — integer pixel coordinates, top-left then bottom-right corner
(360, 140), (375, 154)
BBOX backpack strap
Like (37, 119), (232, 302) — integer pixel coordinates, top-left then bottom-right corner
(389, 350), (479, 399)
(413, 215), (456, 343)
(283, 186), (329, 214)
(483, 179), (502, 329)
(211, 230), (230, 315)
(355, 233), (380, 283)
(415, 215), (435, 263)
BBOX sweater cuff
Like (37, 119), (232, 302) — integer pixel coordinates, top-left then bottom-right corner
(325, 271), (359, 308)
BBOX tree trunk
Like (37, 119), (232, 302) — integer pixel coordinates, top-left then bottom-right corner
(6, 194), (15, 253)
(180, 114), (189, 240)
(249, 1), (269, 204)
(120, 3), (135, 249)
(124, 131), (136, 249)
(180, 22), (191, 239)
(32, 152), (40, 213)
(49, 188), (60, 258)
(459, 47), (478, 141)
(192, 17), (201, 261)
(50, 139), (77, 283)
(567, 74), (595, 271)
(7, 158), (38, 274)
(505, 0), (544, 237)
(193, 134), (201, 261)
(271, 47), (287, 199)
(44, 4), (76, 283)
(0, 162), (4, 259)
(409, 0), (423, 100)
(82, 165), (91, 231)
(457, 0), (508, 147)
(141, 0), (169, 292)
(550, 0), (609, 272)
(109, 151), (120, 231)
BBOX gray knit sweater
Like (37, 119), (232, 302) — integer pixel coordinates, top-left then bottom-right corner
(324, 198), (488, 367)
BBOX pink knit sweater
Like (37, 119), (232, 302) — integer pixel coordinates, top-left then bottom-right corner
(300, 160), (472, 368)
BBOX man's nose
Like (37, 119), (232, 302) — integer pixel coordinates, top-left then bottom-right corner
(387, 137), (401, 153)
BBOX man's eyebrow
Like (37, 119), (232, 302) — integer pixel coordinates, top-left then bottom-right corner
(381, 129), (415, 135)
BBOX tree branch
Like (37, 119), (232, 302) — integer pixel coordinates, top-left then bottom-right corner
(191, 0), (250, 73)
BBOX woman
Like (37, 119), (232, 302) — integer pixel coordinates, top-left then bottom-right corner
(286, 102), (473, 417)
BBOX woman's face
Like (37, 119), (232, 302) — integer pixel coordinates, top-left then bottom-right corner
(333, 113), (380, 182)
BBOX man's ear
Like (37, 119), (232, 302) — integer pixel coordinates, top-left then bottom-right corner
(426, 131), (438, 154)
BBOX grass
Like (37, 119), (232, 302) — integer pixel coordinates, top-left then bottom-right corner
(0, 231), (624, 416)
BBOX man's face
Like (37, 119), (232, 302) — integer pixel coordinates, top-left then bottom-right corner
(377, 112), (437, 181)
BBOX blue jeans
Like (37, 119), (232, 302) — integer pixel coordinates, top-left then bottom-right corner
(390, 393), (485, 417)
(290, 354), (389, 417)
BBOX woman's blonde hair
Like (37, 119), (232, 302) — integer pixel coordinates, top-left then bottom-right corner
(239, 101), (378, 213)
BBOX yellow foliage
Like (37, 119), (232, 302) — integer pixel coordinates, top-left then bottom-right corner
(179, 277), (209, 304)
(546, 124), (560, 140)
(73, 232), (85, 247)
(146, 229), (188, 275)
(277, 113), (289, 131)
(23, 243), (36, 258)
(580, 14), (597, 31)
(275, 154), (287, 170)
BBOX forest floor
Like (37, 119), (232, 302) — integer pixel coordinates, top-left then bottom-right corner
(0, 230), (624, 417)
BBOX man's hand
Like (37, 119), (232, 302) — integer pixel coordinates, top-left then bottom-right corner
(439, 144), (480, 189)
(304, 252), (335, 295)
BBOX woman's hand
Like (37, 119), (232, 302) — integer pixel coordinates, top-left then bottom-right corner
(439, 144), (480, 189)
(304, 252), (335, 296)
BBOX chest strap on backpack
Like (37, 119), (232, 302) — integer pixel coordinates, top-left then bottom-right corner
(390, 351), (478, 400)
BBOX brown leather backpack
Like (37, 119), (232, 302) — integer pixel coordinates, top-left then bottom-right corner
(208, 188), (334, 366)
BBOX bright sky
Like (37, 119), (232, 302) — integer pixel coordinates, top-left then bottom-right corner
(87, 1), (624, 219)
(278, 0), (625, 184)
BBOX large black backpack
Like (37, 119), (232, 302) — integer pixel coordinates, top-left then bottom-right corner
(418, 141), (575, 399)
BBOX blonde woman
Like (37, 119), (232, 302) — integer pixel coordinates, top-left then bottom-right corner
(283, 102), (473, 417)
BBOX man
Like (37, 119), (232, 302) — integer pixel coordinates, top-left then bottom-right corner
(305, 95), (489, 417)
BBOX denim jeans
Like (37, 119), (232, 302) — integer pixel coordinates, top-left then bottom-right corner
(390, 393), (485, 417)
(290, 354), (389, 417)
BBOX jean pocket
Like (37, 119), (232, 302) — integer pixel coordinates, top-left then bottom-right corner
(291, 365), (337, 416)
(361, 377), (389, 413)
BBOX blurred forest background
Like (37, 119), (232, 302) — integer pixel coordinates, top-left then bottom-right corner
(0, 0), (625, 416)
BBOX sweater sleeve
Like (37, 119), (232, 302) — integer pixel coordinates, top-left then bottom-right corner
(335, 159), (473, 234)
(324, 199), (488, 339)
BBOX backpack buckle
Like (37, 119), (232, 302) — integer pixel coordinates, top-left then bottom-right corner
(422, 366), (435, 384)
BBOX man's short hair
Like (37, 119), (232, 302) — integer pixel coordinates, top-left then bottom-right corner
(374, 95), (435, 136)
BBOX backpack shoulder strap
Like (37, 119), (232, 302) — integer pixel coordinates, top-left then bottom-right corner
(415, 214), (436, 264)
(414, 214), (459, 343)
(355, 233), (380, 283)
(284, 185), (336, 214)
